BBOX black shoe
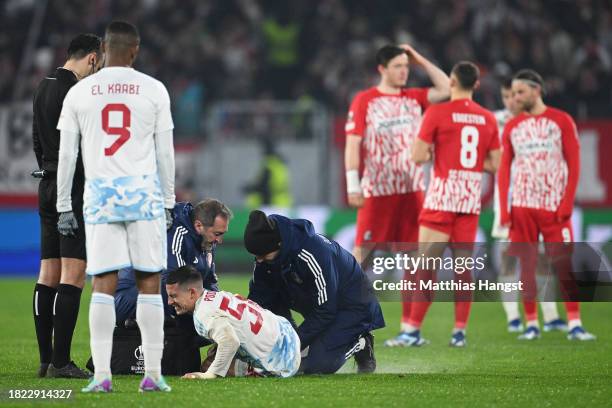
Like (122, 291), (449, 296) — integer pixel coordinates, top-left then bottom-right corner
(354, 332), (376, 374)
(38, 363), (49, 378)
(46, 361), (91, 379)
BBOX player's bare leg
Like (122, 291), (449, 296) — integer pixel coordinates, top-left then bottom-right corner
(60, 258), (86, 288)
(135, 271), (170, 392)
(83, 272), (118, 393)
(38, 259), (61, 287)
(353, 245), (372, 265)
(34, 259), (60, 376)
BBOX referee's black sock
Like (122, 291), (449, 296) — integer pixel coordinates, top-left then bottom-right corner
(51, 284), (83, 368)
(33, 283), (57, 364)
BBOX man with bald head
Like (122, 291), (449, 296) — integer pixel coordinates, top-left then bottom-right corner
(56, 21), (175, 392)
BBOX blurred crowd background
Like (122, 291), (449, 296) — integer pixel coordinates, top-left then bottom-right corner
(2, 0), (612, 141)
(1, 0), (612, 274)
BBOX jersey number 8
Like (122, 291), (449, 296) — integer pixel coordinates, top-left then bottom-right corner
(101, 103), (131, 156)
(460, 125), (479, 169)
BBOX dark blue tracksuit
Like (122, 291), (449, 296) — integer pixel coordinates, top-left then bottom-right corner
(248, 215), (385, 374)
(115, 202), (219, 324)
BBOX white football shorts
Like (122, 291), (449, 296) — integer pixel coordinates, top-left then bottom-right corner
(85, 217), (167, 275)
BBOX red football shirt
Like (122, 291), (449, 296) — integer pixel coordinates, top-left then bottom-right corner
(417, 98), (500, 214)
(345, 87), (429, 197)
(497, 107), (580, 216)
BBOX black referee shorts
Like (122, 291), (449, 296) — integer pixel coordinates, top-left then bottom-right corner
(38, 175), (86, 260)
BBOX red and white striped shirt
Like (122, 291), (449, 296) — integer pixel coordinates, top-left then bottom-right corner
(345, 87), (429, 197)
(498, 107), (580, 213)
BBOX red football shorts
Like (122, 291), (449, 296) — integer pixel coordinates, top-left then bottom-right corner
(509, 206), (573, 243)
(509, 206), (573, 256)
(355, 191), (423, 245)
(418, 208), (479, 242)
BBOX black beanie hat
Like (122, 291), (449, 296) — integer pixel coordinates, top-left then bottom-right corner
(244, 210), (282, 256)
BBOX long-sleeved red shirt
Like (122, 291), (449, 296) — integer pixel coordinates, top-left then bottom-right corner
(497, 107), (580, 224)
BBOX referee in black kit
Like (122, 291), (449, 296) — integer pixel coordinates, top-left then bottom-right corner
(32, 34), (102, 378)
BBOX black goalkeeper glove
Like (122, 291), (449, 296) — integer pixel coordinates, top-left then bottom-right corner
(165, 208), (173, 230)
(57, 211), (78, 237)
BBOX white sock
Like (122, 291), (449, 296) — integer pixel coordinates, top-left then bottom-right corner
(540, 302), (559, 323)
(499, 274), (519, 303)
(400, 322), (415, 333)
(137, 294), (164, 380)
(536, 273), (554, 303)
(502, 301), (520, 323)
(527, 319), (539, 329)
(89, 293), (116, 381)
(452, 327), (465, 335)
(401, 323), (419, 333)
(568, 319), (582, 330)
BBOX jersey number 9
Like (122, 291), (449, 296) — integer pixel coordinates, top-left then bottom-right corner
(101, 103), (131, 156)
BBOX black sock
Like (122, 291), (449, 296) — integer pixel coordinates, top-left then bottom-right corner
(51, 284), (83, 368)
(33, 283), (57, 364)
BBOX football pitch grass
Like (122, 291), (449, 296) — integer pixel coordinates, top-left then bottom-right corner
(0, 275), (610, 407)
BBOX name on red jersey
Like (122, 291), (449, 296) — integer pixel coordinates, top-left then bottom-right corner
(452, 113), (486, 125)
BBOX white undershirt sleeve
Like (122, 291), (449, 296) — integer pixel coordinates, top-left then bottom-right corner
(205, 316), (241, 377)
(56, 129), (81, 213)
(154, 129), (175, 209)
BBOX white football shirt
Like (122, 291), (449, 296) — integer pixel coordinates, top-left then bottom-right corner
(193, 290), (300, 377)
(56, 67), (175, 223)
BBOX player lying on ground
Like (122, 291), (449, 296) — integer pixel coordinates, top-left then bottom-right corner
(166, 265), (301, 379)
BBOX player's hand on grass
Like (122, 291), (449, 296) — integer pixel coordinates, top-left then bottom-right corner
(165, 208), (173, 230)
(57, 211), (78, 237)
(182, 371), (217, 380)
(348, 193), (365, 208)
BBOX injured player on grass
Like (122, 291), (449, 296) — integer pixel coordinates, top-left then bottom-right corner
(166, 265), (301, 379)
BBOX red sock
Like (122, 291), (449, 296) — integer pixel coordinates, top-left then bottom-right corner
(407, 301), (431, 329)
(407, 269), (434, 328)
(401, 269), (413, 324)
(523, 300), (538, 322)
(564, 302), (580, 321)
(551, 254), (579, 302)
(454, 302), (471, 329)
(454, 271), (472, 329)
(519, 246), (538, 303)
(519, 245), (538, 322)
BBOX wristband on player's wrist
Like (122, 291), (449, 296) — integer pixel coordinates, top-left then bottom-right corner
(346, 169), (362, 195)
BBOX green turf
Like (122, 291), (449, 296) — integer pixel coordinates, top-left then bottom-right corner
(0, 276), (610, 407)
